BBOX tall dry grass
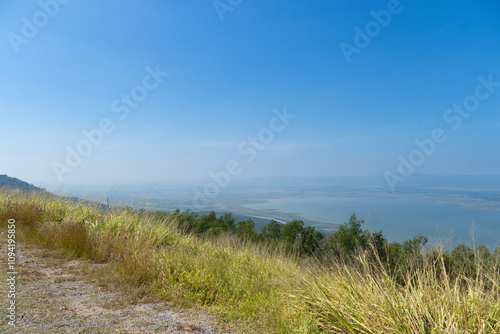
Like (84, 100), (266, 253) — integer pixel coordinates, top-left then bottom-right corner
(294, 249), (500, 333)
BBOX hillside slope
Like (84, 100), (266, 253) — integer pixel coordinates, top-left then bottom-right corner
(0, 175), (41, 192)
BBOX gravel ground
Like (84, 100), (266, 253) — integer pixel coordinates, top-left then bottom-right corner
(0, 241), (235, 333)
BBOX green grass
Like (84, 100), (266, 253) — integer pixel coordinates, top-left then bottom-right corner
(1, 188), (499, 333)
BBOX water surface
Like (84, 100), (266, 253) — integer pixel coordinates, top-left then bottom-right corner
(244, 196), (500, 249)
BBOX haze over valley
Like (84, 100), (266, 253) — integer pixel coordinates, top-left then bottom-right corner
(47, 174), (500, 249)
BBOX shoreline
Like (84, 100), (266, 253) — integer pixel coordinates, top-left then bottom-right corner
(248, 215), (288, 224)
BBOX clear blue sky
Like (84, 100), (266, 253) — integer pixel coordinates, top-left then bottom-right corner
(1, 0), (499, 187)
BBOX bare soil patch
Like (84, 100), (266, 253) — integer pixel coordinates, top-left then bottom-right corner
(1, 241), (234, 333)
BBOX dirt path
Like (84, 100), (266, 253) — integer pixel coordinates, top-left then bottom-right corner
(0, 241), (234, 333)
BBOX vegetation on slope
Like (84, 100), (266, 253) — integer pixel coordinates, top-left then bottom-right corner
(0, 175), (42, 192)
(1, 188), (499, 333)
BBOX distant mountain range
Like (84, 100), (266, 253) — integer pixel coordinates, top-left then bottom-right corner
(0, 174), (42, 192)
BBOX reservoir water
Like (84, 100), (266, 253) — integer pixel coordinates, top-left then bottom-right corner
(244, 196), (500, 249)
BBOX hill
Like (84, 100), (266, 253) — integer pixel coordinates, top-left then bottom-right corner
(0, 174), (42, 192)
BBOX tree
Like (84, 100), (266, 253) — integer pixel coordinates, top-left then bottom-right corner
(369, 230), (388, 259)
(235, 219), (258, 241)
(475, 244), (491, 264)
(170, 209), (199, 233)
(401, 234), (427, 254)
(323, 213), (369, 258)
(197, 211), (218, 233)
(281, 220), (304, 245)
(299, 226), (324, 255)
(218, 212), (236, 232)
(493, 247), (500, 259)
(261, 220), (283, 240)
(198, 212), (236, 236)
(451, 244), (476, 278)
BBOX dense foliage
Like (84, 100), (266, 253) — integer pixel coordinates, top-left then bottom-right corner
(153, 208), (500, 283)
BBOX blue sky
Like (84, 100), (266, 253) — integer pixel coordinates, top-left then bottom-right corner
(1, 0), (499, 187)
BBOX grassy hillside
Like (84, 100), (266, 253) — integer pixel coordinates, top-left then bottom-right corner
(1, 188), (499, 333)
(0, 175), (41, 192)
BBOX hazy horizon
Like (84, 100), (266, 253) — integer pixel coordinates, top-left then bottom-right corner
(32, 173), (500, 249)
